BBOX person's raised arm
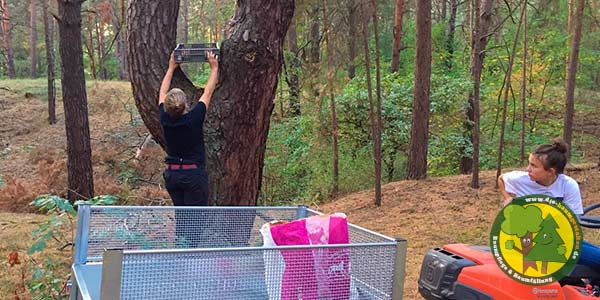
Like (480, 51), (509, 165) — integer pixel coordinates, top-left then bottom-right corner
(159, 52), (179, 105)
(199, 51), (219, 108)
(498, 174), (514, 206)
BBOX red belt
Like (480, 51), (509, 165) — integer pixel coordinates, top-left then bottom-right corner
(165, 164), (197, 170)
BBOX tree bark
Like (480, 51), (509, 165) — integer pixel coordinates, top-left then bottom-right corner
(496, 0), (526, 185)
(390, 0), (405, 73)
(564, 0), (585, 158)
(361, 1), (379, 202)
(323, 0), (338, 198)
(346, 0), (357, 79)
(0, 0), (16, 78)
(42, 0), (56, 124)
(58, 0), (94, 201)
(371, 0), (383, 206)
(112, 0), (128, 80)
(128, 0), (295, 206)
(30, 0), (37, 78)
(407, 0), (432, 180)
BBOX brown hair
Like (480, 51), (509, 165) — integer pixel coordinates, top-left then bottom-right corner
(164, 88), (188, 118)
(532, 137), (569, 174)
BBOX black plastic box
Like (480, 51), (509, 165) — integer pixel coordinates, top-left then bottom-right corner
(174, 43), (220, 63)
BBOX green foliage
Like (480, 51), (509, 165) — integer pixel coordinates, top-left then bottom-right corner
(27, 194), (117, 299)
(500, 204), (542, 237)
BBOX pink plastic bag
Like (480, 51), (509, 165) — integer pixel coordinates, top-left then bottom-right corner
(266, 213), (350, 300)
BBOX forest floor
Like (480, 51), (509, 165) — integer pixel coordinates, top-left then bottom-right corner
(0, 79), (599, 299)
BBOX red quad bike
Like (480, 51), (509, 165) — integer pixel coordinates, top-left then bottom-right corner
(418, 202), (600, 300)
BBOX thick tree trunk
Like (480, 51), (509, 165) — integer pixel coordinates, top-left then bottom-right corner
(128, 0), (295, 206)
(0, 0), (15, 78)
(58, 0), (94, 201)
(30, 0), (37, 78)
(42, 0), (56, 124)
(128, 0), (197, 148)
(390, 0), (405, 73)
(346, 0), (357, 79)
(407, 0), (432, 180)
(564, 0), (585, 158)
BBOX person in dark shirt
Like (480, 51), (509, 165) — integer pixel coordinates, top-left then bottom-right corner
(159, 51), (218, 208)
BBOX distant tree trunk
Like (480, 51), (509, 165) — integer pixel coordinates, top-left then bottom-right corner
(112, 0), (128, 80)
(592, 0), (598, 32)
(323, 0), (338, 198)
(42, 0), (56, 124)
(361, 2), (380, 203)
(58, 0), (94, 201)
(390, 0), (405, 73)
(285, 17), (301, 116)
(463, 0), (493, 186)
(95, 19), (108, 80)
(407, 0), (432, 180)
(30, 0), (38, 78)
(564, 0), (585, 158)
(178, 0), (188, 43)
(84, 17), (97, 80)
(371, 0), (383, 206)
(1, 0), (16, 78)
(496, 1), (526, 185)
(444, 0), (457, 70)
(520, 5), (527, 165)
(441, 0), (447, 20)
(309, 6), (320, 64)
(128, 0), (295, 206)
(346, 0), (357, 79)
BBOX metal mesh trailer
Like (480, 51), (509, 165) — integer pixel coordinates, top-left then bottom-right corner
(70, 205), (407, 300)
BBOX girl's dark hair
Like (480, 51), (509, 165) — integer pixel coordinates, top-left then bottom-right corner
(532, 138), (568, 174)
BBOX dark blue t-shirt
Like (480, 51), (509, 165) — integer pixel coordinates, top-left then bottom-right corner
(159, 102), (206, 165)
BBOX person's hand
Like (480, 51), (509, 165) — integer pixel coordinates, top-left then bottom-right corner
(168, 52), (179, 70)
(207, 51), (219, 70)
(502, 197), (513, 206)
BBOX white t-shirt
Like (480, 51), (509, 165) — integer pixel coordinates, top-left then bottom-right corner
(502, 170), (583, 214)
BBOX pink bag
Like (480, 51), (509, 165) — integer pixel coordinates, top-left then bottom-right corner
(265, 213), (350, 300)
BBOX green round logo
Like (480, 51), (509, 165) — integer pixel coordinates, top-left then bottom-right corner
(490, 194), (583, 285)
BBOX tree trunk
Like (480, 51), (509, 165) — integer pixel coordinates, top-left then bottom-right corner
(58, 0), (94, 202)
(128, 0), (295, 206)
(346, 0), (357, 79)
(112, 0), (128, 80)
(42, 0), (56, 124)
(464, 0), (493, 188)
(178, 0), (189, 45)
(95, 18), (107, 80)
(390, 0), (405, 73)
(444, 0), (457, 70)
(30, 0), (38, 78)
(564, 0), (585, 158)
(520, 5), (527, 165)
(84, 18), (97, 80)
(496, 1), (526, 185)
(323, 0), (338, 198)
(285, 17), (301, 116)
(407, 0), (432, 180)
(361, 2), (379, 202)
(1, 0), (16, 78)
(371, 0), (383, 206)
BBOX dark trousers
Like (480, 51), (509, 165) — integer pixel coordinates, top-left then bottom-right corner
(163, 167), (209, 247)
